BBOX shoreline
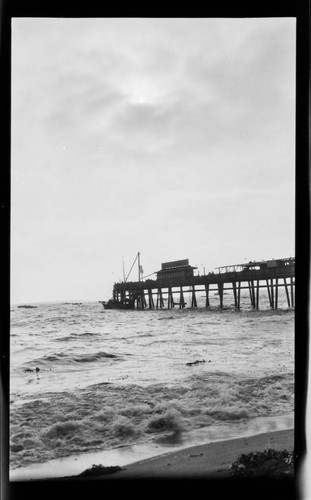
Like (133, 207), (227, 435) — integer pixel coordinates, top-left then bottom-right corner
(11, 428), (294, 482)
(7, 428), (300, 500)
(10, 414), (294, 481)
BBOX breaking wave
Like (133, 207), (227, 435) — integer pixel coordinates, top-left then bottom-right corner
(72, 352), (121, 363)
(10, 371), (294, 469)
(55, 332), (101, 342)
(27, 350), (122, 368)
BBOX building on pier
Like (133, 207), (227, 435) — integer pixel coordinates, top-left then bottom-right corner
(156, 259), (197, 285)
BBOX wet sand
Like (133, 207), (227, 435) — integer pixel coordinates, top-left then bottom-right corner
(87, 428), (295, 479)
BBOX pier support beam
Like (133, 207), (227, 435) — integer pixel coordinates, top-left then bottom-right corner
(137, 291), (147, 310)
(232, 281), (238, 309)
(266, 279), (276, 308)
(205, 283), (210, 307)
(256, 280), (260, 310)
(238, 281), (241, 309)
(275, 278), (278, 309)
(179, 287), (186, 308)
(168, 287), (174, 309)
(266, 279), (272, 308)
(270, 279), (274, 309)
(284, 278), (291, 307)
(156, 288), (164, 309)
(191, 285), (197, 308)
(148, 289), (154, 309)
(248, 281), (255, 308)
(290, 276), (294, 307)
(218, 283), (223, 309)
(251, 281), (256, 309)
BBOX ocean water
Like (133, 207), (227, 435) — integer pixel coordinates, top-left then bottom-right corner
(10, 289), (294, 479)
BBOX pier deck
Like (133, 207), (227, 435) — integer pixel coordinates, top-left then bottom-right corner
(111, 258), (295, 310)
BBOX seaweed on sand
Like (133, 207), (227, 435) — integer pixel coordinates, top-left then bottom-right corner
(78, 464), (124, 477)
(229, 449), (294, 478)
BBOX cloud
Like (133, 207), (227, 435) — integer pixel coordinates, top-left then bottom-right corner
(183, 19), (295, 134)
(11, 18), (296, 302)
(108, 100), (180, 152)
(15, 17), (295, 165)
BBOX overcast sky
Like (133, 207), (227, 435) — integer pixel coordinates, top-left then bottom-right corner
(11, 17), (296, 303)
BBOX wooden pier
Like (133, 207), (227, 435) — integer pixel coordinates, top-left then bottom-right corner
(109, 257), (295, 310)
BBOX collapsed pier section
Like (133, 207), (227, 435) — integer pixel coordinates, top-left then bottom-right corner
(111, 257), (295, 310)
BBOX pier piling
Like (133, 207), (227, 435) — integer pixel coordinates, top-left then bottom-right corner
(205, 283), (210, 307)
(284, 277), (291, 307)
(218, 283), (224, 309)
(180, 287), (186, 309)
(191, 285), (197, 308)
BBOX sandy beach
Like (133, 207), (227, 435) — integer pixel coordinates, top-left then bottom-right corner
(74, 428), (295, 480)
(7, 428), (299, 500)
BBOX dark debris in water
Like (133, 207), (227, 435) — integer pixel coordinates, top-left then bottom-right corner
(24, 367), (40, 374)
(78, 464), (124, 477)
(186, 359), (206, 366)
(17, 305), (37, 309)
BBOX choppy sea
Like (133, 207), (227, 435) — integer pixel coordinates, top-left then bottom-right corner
(10, 289), (294, 480)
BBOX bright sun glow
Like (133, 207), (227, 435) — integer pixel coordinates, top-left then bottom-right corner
(125, 77), (166, 105)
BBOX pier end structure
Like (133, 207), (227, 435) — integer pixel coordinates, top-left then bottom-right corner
(112, 257), (295, 310)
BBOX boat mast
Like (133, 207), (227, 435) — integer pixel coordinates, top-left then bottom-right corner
(125, 252), (140, 283)
(122, 256), (126, 282)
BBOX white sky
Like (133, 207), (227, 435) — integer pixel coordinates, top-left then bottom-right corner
(11, 17), (296, 303)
